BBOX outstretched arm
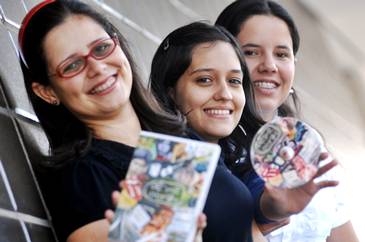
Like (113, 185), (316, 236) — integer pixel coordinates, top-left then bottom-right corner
(260, 153), (339, 220)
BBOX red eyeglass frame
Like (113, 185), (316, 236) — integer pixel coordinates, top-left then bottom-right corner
(50, 36), (120, 79)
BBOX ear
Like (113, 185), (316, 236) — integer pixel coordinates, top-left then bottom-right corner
(168, 87), (176, 102)
(31, 82), (60, 104)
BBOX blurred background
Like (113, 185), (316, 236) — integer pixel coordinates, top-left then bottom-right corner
(0, 0), (363, 241)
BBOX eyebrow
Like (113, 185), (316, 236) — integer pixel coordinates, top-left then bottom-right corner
(87, 37), (107, 48)
(241, 43), (260, 49)
(241, 43), (291, 51)
(189, 68), (243, 75)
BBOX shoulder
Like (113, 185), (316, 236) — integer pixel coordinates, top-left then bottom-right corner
(50, 139), (133, 182)
(42, 139), (135, 196)
(38, 139), (134, 241)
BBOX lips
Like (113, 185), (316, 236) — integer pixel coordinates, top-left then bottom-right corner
(204, 108), (233, 116)
(253, 80), (279, 89)
(89, 75), (117, 94)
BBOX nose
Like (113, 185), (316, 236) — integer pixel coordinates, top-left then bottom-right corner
(86, 57), (107, 77)
(213, 81), (233, 101)
(258, 54), (278, 73)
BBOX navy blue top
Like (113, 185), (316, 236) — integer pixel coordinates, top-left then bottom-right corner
(189, 131), (255, 242)
(39, 136), (268, 242)
(241, 170), (272, 224)
(202, 156), (254, 242)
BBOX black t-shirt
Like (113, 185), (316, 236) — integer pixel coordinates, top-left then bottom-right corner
(39, 139), (134, 241)
(39, 138), (255, 242)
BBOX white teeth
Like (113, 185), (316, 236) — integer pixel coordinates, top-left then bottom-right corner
(254, 81), (276, 89)
(90, 77), (116, 94)
(205, 109), (230, 115)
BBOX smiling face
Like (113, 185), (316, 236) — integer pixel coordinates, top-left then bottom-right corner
(173, 41), (245, 143)
(41, 14), (133, 123)
(237, 15), (295, 121)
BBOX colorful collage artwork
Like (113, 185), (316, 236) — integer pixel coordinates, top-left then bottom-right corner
(109, 131), (220, 242)
(251, 117), (324, 188)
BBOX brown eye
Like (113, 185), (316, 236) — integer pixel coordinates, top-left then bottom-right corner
(228, 78), (242, 85)
(61, 58), (85, 75)
(196, 78), (212, 85)
(243, 49), (258, 57)
(92, 40), (113, 57)
(276, 52), (289, 58)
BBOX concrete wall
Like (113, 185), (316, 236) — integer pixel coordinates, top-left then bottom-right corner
(0, 0), (55, 241)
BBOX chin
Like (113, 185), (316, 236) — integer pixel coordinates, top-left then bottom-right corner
(211, 130), (234, 140)
(257, 101), (278, 112)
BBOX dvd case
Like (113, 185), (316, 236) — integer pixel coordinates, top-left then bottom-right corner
(109, 131), (221, 242)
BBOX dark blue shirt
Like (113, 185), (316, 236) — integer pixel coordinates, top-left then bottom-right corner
(203, 156), (254, 242)
(241, 169), (272, 224)
(188, 131), (254, 242)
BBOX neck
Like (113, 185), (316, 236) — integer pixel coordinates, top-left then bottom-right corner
(200, 134), (219, 144)
(258, 109), (278, 122)
(86, 102), (141, 147)
(207, 139), (219, 144)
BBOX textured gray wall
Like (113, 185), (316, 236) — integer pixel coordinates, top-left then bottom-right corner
(0, 0), (55, 241)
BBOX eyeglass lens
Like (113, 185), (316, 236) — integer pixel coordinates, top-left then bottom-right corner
(57, 37), (117, 78)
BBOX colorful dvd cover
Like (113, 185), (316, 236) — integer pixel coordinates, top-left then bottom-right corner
(109, 131), (221, 242)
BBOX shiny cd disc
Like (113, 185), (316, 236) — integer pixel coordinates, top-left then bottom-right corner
(250, 117), (324, 188)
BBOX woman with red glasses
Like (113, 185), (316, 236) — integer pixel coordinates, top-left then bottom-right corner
(18, 1), (198, 241)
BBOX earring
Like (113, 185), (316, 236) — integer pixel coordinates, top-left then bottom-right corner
(289, 88), (295, 95)
(163, 38), (170, 51)
(51, 99), (60, 105)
